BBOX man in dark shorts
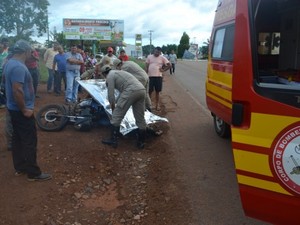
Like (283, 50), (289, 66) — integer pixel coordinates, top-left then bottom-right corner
(145, 47), (170, 111)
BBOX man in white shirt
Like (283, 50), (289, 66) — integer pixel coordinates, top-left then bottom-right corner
(43, 42), (59, 93)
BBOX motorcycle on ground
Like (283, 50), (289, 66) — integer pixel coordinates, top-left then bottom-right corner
(36, 79), (168, 136)
(36, 97), (109, 132)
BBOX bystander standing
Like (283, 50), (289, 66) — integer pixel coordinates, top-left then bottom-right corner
(77, 45), (86, 93)
(118, 49), (129, 61)
(145, 46), (171, 111)
(2, 53), (13, 151)
(53, 45), (67, 96)
(87, 53), (97, 68)
(4, 39), (51, 181)
(25, 48), (40, 97)
(169, 50), (177, 75)
(44, 42), (59, 93)
(100, 47), (117, 65)
(65, 45), (84, 103)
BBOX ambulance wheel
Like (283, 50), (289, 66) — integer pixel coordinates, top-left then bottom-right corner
(36, 104), (69, 131)
(213, 115), (230, 138)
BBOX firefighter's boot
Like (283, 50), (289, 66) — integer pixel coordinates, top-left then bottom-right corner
(136, 129), (146, 149)
(102, 126), (119, 148)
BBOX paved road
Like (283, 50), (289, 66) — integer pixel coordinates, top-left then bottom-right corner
(163, 60), (270, 225)
(171, 60), (208, 109)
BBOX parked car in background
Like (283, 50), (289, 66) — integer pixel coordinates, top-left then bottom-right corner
(137, 56), (145, 60)
(95, 53), (104, 61)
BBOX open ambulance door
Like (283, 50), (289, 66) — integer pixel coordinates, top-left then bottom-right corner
(230, 0), (300, 224)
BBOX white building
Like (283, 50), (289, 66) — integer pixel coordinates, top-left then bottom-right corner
(123, 44), (143, 58)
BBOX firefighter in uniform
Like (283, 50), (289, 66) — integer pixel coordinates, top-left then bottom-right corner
(112, 59), (152, 111)
(101, 65), (147, 149)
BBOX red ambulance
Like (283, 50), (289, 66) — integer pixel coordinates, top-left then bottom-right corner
(206, 0), (300, 224)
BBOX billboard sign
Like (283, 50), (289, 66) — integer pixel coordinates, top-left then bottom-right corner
(63, 19), (124, 41)
(135, 34), (142, 41)
(135, 34), (142, 51)
(189, 44), (199, 56)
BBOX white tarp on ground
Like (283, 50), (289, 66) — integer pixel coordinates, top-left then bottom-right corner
(78, 79), (168, 135)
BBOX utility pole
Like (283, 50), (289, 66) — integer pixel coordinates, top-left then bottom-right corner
(148, 30), (154, 54)
(47, 15), (49, 46)
(46, 12), (51, 47)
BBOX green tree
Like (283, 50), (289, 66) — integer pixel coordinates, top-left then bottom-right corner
(53, 32), (65, 47)
(0, 35), (20, 47)
(177, 32), (190, 58)
(162, 44), (178, 55)
(0, 0), (49, 39)
(142, 44), (155, 56)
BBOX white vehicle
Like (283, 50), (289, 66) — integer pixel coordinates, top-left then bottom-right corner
(95, 53), (104, 61)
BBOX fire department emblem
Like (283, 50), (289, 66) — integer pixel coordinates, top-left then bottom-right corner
(272, 124), (300, 195)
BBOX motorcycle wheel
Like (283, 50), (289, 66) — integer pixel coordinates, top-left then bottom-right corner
(36, 104), (69, 131)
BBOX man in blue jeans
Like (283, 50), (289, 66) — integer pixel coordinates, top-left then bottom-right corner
(4, 40), (51, 181)
(53, 45), (66, 96)
(65, 45), (84, 103)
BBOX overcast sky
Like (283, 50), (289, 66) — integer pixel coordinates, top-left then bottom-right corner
(40, 0), (219, 47)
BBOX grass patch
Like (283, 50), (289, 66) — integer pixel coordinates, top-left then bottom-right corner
(129, 57), (146, 70)
(39, 59), (48, 83)
(38, 54), (49, 83)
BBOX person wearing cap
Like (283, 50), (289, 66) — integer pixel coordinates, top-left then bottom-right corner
(118, 49), (129, 61)
(100, 47), (117, 65)
(112, 59), (152, 111)
(65, 45), (84, 104)
(146, 46), (171, 111)
(101, 65), (147, 149)
(4, 39), (52, 181)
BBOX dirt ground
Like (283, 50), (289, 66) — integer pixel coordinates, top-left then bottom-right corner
(0, 76), (193, 225)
